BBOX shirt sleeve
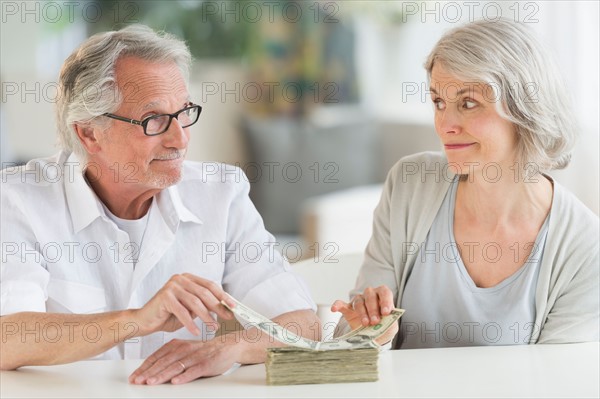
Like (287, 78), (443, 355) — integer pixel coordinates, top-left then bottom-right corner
(1, 189), (49, 315)
(220, 173), (316, 320)
(537, 241), (600, 344)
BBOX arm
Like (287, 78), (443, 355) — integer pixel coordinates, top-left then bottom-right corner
(1, 310), (136, 370)
(332, 167), (400, 339)
(1, 273), (237, 370)
(537, 249), (600, 344)
(128, 309), (320, 385)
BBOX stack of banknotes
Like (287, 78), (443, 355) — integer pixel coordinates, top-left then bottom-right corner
(222, 298), (405, 385)
(266, 347), (379, 385)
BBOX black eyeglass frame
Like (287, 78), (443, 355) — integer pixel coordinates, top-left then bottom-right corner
(102, 104), (202, 136)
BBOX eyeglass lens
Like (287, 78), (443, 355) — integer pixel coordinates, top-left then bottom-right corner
(146, 107), (199, 135)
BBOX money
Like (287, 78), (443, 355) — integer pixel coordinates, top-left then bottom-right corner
(266, 347), (379, 385)
(221, 297), (405, 385)
(221, 297), (404, 351)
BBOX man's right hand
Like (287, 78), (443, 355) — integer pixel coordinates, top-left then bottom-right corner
(133, 273), (236, 336)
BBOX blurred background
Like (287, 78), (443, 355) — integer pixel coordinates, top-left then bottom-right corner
(1, 1), (598, 260)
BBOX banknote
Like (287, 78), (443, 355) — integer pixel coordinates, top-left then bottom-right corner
(221, 297), (404, 351)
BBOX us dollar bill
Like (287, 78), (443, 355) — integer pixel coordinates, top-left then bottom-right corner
(221, 297), (404, 351)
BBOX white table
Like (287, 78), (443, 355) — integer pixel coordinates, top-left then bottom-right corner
(2, 342), (598, 398)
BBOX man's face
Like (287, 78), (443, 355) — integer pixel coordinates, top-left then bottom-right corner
(91, 56), (191, 190)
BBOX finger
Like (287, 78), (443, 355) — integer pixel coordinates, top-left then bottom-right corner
(331, 299), (351, 313)
(134, 347), (188, 385)
(363, 288), (381, 325)
(332, 300), (360, 321)
(376, 285), (394, 315)
(171, 364), (203, 385)
(351, 296), (370, 327)
(146, 360), (188, 385)
(130, 341), (180, 384)
(181, 274), (234, 319)
(175, 289), (217, 327)
(167, 293), (202, 335)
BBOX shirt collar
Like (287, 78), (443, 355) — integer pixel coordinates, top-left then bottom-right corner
(64, 152), (106, 234)
(64, 152), (202, 234)
(163, 184), (203, 226)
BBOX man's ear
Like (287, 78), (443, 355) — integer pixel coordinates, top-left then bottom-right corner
(73, 123), (102, 154)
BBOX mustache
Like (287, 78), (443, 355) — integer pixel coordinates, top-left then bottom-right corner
(154, 150), (186, 160)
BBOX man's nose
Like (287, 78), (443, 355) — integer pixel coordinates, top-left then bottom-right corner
(163, 117), (189, 149)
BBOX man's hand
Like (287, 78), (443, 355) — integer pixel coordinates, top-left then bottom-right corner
(128, 309), (320, 385)
(133, 273), (236, 336)
(129, 336), (240, 385)
(331, 285), (398, 345)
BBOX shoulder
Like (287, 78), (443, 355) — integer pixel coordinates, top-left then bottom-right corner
(1, 152), (69, 206)
(177, 160), (251, 198)
(387, 151), (449, 184)
(551, 181), (599, 256)
(384, 151), (453, 200)
(181, 160), (248, 183)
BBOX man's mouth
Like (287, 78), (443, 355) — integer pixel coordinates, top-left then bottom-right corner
(153, 151), (185, 162)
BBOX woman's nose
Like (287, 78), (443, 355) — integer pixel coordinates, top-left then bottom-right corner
(438, 105), (462, 135)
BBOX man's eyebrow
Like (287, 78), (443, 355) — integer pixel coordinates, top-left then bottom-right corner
(141, 97), (192, 112)
(141, 101), (161, 111)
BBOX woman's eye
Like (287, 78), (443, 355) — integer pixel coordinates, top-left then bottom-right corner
(433, 98), (445, 110)
(463, 100), (477, 109)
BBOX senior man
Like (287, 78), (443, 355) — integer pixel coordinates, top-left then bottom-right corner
(0, 25), (319, 385)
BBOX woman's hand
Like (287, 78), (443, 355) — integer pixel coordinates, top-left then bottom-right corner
(331, 285), (398, 345)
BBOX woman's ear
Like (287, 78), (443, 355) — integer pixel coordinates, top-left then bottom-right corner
(73, 123), (102, 155)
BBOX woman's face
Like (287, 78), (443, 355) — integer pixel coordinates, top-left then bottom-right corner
(430, 63), (519, 176)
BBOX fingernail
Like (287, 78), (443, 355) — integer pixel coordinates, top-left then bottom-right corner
(147, 378), (156, 385)
(371, 316), (379, 323)
(362, 317), (369, 325)
(382, 307), (390, 314)
(134, 376), (144, 384)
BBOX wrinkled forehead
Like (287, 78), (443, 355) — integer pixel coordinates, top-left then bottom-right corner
(114, 56), (189, 105)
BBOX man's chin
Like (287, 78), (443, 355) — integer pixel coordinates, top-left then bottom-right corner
(147, 169), (183, 189)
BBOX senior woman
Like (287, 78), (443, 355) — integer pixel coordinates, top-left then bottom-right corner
(332, 18), (599, 348)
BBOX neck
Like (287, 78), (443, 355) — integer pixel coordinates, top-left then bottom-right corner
(85, 168), (158, 220)
(456, 168), (553, 227)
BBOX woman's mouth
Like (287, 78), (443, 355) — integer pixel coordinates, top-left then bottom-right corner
(444, 143), (476, 150)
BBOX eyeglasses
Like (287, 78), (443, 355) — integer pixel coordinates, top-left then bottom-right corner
(102, 104), (202, 136)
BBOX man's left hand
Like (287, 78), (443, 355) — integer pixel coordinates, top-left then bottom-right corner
(129, 336), (240, 385)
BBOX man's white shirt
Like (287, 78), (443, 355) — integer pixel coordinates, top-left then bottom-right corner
(1, 151), (316, 359)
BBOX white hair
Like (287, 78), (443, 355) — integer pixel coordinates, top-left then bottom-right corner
(425, 18), (576, 171)
(56, 24), (192, 162)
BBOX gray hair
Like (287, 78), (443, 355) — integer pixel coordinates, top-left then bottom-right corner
(425, 18), (576, 171)
(56, 24), (192, 162)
